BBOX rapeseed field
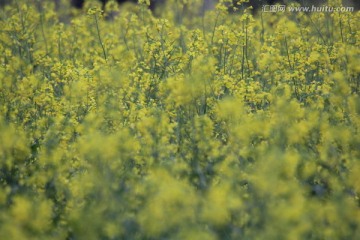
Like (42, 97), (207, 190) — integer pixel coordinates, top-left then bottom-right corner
(0, 0), (359, 239)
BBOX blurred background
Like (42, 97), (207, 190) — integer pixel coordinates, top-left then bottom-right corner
(1, 0), (359, 12)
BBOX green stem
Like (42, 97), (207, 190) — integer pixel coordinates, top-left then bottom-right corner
(94, 14), (107, 62)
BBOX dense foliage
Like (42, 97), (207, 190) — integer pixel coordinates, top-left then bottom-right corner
(0, 0), (359, 239)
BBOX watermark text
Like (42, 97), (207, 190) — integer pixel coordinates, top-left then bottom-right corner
(262, 5), (354, 13)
